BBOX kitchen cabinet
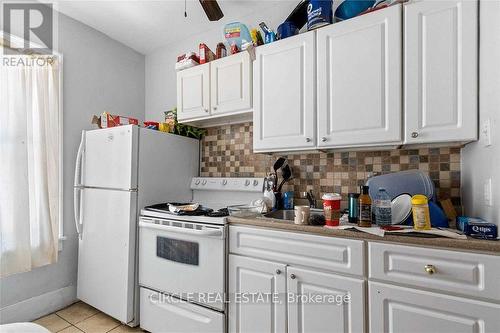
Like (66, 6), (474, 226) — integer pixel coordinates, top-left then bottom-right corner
(228, 226), (366, 333)
(287, 266), (365, 333)
(317, 4), (402, 148)
(228, 254), (287, 333)
(177, 64), (210, 120)
(210, 52), (251, 116)
(177, 53), (253, 127)
(369, 281), (500, 333)
(253, 31), (316, 152)
(404, 0), (478, 144)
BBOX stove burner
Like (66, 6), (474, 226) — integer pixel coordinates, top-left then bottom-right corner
(145, 203), (228, 217)
(206, 208), (229, 217)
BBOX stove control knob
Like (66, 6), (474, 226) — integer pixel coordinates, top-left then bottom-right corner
(195, 180), (200, 185)
(202, 180), (207, 185)
(244, 180), (250, 186)
(222, 180), (228, 186)
(253, 180), (259, 187)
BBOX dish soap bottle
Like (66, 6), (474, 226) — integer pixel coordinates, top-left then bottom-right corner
(374, 188), (392, 226)
(358, 185), (372, 227)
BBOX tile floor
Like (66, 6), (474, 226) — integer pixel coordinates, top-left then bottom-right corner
(33, 302), (144, 333)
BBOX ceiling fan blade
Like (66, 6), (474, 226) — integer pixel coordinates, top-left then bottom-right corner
(199, 0), (224, 21)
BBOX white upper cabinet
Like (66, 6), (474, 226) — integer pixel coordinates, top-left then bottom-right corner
(253, 31), (316, 152)
(177, 64), (210, 121)
(210, 52), (252, 115)
(404, 0), (478, 144)
(317, 4), (402, 148)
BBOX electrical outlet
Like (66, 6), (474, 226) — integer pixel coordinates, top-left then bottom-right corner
(484, 178), (493, 206)
(481, 118), (492, 147)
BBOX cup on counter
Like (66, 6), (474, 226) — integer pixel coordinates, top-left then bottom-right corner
(294, 205), (310, 225)
(322, 193), (341, 226)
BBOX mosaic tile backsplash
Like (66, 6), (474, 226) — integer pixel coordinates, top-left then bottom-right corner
(200, 123), (462, 211)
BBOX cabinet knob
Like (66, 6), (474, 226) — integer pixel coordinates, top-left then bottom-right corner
(290, 274), (296, 280)
(204, 108), (209, 113)
(411, 132), (419, 138)
(213, 106), (217, 111)
(275, 269), (281, 275)
(424, 264), (436, 275)
(321, 137), (327, 142)
(305, 137), (311, 143)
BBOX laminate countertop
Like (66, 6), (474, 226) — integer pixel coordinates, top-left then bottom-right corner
(227, 216), (500, 255)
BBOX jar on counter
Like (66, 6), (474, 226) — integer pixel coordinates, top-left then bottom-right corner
(322, 193), (341, 226)
(411, 194), (431, 230)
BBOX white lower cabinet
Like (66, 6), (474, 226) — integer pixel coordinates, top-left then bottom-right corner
(229, 255), (287, 333)
(369, 281), (500, 333)
(287, 266), (365, 333)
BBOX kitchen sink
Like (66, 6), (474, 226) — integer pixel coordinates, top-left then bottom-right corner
(264, 209), (323, 221)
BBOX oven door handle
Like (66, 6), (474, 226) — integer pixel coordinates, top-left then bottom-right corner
(139, 221), (223, 237)
(148, 293), (212, 324)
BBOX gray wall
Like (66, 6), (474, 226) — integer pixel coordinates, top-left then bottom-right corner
(462, 1), (500, 226)
(0, 12), (145, 318)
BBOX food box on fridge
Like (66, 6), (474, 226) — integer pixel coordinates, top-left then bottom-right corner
(101, 112), (139, 128)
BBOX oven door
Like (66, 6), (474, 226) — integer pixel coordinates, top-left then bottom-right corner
(139, 217), (226, 311)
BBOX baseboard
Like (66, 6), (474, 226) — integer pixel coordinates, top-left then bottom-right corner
(0, 285), (77, 324)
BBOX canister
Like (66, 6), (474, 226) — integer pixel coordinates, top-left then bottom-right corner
(307, 0), (333, 30)
(322, 193), (341, 226)
(348, 193), (359, 223)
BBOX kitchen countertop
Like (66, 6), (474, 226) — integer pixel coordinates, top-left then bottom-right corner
(227, 216), (500, 255)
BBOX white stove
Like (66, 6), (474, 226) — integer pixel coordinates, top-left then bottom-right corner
(140, 177), (264, 225)
(138, 177), (264, 333)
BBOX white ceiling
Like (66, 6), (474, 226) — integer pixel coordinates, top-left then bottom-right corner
(56, 0), (297, 54)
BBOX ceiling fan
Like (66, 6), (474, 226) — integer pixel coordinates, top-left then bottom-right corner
(198, 0), (224, 21)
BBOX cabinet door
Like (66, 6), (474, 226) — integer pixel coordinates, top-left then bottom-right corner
(253, 32), (316, 152)
(369, 282), (500, 333)
(177, 64), (210, 121)
(404, 0), (478, 143)
(287, 267), (365, 333)
(229, 255), (287, 333)
(210, 52), (251, 115)
(317, 5), (402, 148)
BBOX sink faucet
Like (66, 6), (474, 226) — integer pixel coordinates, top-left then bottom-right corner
(306, 190), (316, 208)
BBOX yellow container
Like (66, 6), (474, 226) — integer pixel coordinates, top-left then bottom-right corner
(411, 195), (431, 230)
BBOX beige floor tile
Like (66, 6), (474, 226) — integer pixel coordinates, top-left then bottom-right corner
(56, 302), (99, 324)
(109, 324), (144, 332)
(33, 314), (71, 332)
(58, 326), (84, 333)
(75, 313), (120, 333)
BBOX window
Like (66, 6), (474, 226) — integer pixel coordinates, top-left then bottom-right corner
(0, 36), (63, 277)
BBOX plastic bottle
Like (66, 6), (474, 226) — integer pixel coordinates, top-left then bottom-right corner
(358, 186), (372, 227)
(411, 195), (431, 230)
(374, 188), (392, 226)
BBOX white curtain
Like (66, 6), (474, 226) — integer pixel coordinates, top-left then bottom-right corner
(0, 55), (61, 277)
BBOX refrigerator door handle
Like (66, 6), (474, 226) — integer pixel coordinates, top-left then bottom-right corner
(74, 131), (85, 238)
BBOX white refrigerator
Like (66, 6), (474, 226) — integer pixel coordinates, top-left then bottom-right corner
(73, 125), (199, 326)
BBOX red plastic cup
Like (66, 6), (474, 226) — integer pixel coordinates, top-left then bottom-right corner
(322, 193), (342, 226)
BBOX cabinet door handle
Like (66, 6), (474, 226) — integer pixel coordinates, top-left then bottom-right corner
(425, 264), (436, 275)
(213, 106), (217, 111)
(305, 137), (311, 143)
(204, 108), (209, 113)
(275, 269), (281, 275)
(411, 132), (419, 138)
(290, 274), (296, 280)
(321, 137), (327, 142)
